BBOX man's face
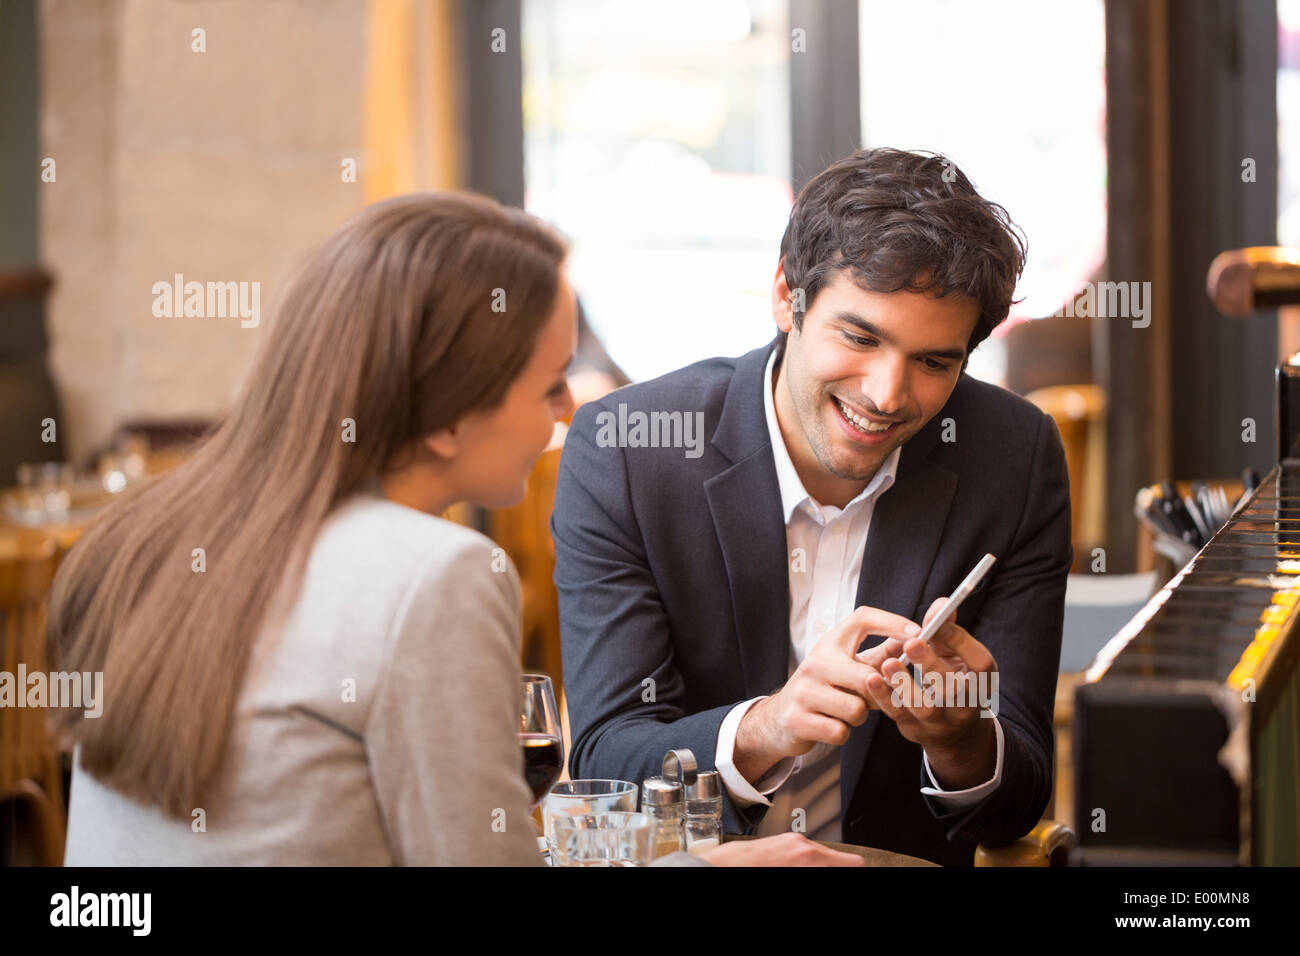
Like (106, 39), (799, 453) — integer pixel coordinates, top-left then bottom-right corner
(772, 266), (978, 504)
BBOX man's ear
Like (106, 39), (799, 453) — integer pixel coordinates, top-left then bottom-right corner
(772, 259), (796, 335)
(422, 426), (460, 460)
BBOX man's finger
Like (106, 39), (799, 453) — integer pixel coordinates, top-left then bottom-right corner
(801, 683), (871, 728)
(814, 653), (877, 697)
(922, 596), (949, 626)
(902, 636), (953, 678)
(864, 668), (909, 721)
(854, 636), (906, 667)
(833, 605), (918, 654)
(793, 711), (855, 747)
(877, 663), (932, 725)
(919, 627), (996, 674)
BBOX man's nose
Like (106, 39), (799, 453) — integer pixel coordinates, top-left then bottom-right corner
(859, 356), (909, 418)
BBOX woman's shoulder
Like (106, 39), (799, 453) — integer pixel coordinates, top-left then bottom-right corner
(307, 492), (519, 613)
(253, 492), (522, 697)
(325, 492), (497, 557)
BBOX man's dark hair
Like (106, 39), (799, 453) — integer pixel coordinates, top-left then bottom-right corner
(776, 147), (1027, 369)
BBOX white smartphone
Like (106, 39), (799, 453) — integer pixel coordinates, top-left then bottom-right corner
(895, 553), (997, 669)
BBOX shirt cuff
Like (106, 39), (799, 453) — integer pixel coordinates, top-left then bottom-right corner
(715, 697), (798, 807)
(920, 715), (1005, 808)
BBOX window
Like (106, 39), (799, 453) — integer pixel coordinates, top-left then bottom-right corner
(523, 0), (792, 382)
(859, 0), (1107, 385)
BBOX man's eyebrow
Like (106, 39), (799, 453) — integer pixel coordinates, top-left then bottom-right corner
(831, 310), (967, 361)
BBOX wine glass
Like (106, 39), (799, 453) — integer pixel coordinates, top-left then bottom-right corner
(518, 674), (563, 808)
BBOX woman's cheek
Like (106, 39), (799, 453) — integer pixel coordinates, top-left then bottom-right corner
(537, 404), (556, 449)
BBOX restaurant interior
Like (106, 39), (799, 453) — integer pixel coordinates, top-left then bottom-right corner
(2, 0), (1299, 871)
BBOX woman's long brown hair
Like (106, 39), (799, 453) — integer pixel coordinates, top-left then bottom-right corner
(46, 191), (567, 818)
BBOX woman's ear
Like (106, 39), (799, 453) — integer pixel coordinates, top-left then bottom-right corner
(423, 426), (460, 460)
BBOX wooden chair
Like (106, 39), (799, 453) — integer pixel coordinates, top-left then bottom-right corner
(969, 387), (1092, 864)
(488, 442), (566, 693)
(971, 676), (1079, 866)
(0, 533), (66, 865)
(1025, 384), (1106, 573)
(972, 675), (1079, 865)
(975, 820), (1077, 867)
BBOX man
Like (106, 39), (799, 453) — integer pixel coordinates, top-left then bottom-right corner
(551, 147), (1072, 866)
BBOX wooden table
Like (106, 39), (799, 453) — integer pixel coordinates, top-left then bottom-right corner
(0, 448), (192, 556)
(0, 522), (85, 556)
(0, 474), (136, 557)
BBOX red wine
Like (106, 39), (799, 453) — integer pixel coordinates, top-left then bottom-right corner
(520, 734), (563, 803)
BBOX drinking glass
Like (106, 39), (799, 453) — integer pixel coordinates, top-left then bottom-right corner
(541, 779), (638, 861)
(518, 674), (563, 809)
(551, 811), (655, 867)
(14, 462), (72, 524)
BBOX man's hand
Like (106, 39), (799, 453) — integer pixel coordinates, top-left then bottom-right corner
(696, 832), (865, 867)
(733, 606), (918, 783)
(863, 596), (1000, 790)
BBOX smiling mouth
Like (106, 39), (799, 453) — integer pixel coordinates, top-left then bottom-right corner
(834, 397), (899, 434)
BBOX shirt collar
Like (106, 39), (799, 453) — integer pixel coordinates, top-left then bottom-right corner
(763, 347), (901, 525)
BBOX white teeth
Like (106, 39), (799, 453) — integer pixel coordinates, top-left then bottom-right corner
(837, 398), (892, 433)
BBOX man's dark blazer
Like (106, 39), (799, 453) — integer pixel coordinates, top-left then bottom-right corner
(551, 337), (1072, 866)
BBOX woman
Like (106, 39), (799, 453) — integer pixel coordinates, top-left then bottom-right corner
(48, 192), (859, 866)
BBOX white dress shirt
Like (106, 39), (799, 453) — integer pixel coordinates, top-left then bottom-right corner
(712, 349), (1004, 842)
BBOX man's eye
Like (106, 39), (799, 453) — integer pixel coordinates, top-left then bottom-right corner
(843, 332), (876, 347)
(924, 359), (949, 372)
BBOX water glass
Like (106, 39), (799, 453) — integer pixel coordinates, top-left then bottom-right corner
(542, 779), (638, 860)
(14, 462), (73, 523)
(551, 811), (655, 867)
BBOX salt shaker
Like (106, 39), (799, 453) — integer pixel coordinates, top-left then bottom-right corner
(640, 777), (685, 859)
(683, 770), (722, 853)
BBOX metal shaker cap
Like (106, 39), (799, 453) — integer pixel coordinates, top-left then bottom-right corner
(684, 770), (721, 801)
(641, 776), (683, 807)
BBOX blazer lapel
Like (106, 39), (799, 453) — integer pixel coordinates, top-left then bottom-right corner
(704, 341), (791, 698)
(839, 418), (957, 806)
